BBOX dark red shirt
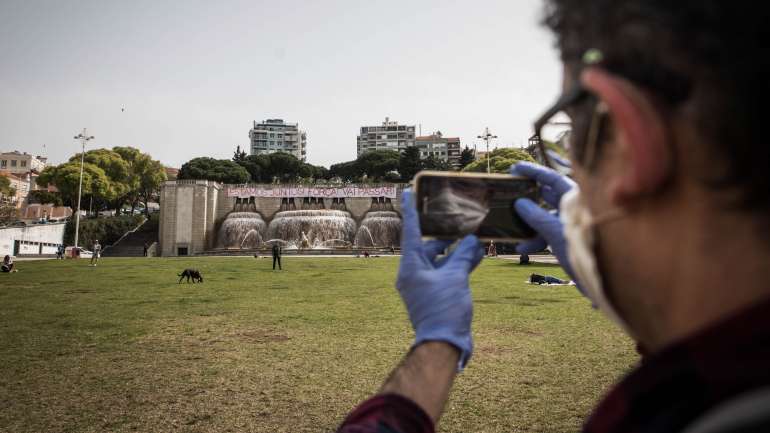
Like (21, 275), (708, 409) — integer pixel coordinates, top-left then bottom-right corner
(337, 298), (770, 433)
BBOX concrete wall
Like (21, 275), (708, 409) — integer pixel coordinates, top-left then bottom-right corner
(159, 181), (405, 256)
(0, 222), (65, 257)
(159, 180), (221, 257)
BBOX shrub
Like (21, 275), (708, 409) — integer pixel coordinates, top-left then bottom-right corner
(64, 214), (145, 248)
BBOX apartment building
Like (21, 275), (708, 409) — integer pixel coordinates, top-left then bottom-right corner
(0, 151), (48, 174)
(248, 119), (307, 161)
(415, 131), (462, 168)
(0, 171), (37, 207)
(356, 118), (416, 156)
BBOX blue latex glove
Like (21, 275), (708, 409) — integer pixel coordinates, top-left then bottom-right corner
(396, 190), (485, 370)
(510, 162), (581, 287)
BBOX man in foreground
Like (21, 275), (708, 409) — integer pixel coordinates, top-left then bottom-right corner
(337, 1), (770, 431)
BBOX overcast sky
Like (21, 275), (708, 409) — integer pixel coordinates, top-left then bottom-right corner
(0, 0), (563, 169)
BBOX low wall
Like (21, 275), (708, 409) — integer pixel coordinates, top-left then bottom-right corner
(159, 181), (406, 257)
(0, 223), (66, 257)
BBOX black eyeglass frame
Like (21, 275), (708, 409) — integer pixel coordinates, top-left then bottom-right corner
(530, 83), (592, 170)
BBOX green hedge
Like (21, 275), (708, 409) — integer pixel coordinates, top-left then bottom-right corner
(64, 214), (145, 248)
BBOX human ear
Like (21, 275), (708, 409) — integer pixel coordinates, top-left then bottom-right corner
(580, 68), (673, 205)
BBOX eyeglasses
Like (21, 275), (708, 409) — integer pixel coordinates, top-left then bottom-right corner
(529, 49), (606, 174)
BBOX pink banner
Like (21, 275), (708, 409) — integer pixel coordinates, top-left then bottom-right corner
(226, 185), (398, 199)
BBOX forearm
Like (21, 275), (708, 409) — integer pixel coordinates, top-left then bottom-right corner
(380, 341), (459, 423)
(337, 342), (459, 433)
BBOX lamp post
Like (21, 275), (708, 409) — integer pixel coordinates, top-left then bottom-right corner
(477, 127), (498, 173)
(73, 129), (94, 249)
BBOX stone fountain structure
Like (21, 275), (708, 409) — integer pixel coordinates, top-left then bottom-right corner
(158, 181), (405, 256)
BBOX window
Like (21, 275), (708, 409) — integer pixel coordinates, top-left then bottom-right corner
(11, 160), (17, 167)
(21, 161), (26, 167)
(0, 160), (6, 168)
(177, 247), (188, 256)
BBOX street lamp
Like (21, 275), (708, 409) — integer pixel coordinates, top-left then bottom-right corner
(477, 127), (498, 173)
(73, 128), (94, 249)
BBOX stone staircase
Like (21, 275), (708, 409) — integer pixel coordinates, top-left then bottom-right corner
(102, 215), (159, 257)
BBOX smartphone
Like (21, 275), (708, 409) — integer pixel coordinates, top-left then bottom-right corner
(413, 170), (539, 242)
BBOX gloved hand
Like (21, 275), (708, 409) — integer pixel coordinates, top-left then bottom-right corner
(396, 190), (485, 371)
(510, 162), (583, 290)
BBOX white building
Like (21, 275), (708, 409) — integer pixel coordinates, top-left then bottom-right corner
(248, 119), (307, 161)
(0, 151), (48, 174)
(357, 118), (416, 156)
(0, 222), (65, 257)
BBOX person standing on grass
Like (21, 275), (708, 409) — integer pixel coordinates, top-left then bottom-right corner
(143, 242), (149, 257)
(272, 242), (282, 271)
(90, 240), (101, 266)
(56, 244), (64, 260)
(337, 1), (770, 432)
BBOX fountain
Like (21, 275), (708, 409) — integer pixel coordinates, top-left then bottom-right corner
(354, 211), (401, 247)
(215, 194), (402, 252)
(216, 211), (267, 249)
(266, 209), (358, 248)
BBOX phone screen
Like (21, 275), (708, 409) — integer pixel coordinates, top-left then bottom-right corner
(415, 173), (539, 241)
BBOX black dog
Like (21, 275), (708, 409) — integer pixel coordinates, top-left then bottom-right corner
(178, 268), (203, 283)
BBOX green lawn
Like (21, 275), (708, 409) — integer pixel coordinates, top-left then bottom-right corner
(0, 257), (637, 433)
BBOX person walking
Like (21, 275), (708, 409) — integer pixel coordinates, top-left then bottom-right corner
(90, 240), (101, 266)
(143, 242), (149, 257)
(271, 242), (282, 270)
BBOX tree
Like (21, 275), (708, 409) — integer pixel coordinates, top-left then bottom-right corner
(422, 154), (451, 171)
(399, 146), (422, 182)
(263, 152), (303, 182)
(329, 160), (361, 182)
(232, 149), (330, 184)
(356, 150), (400, 181)
(233, 145), (247, 163)
(112, 146), (143, 213)
(135, 156), (167, 215)
(178, 157), (250, 184)
(458, 146), (476, 169)
(37, 161), (112, 211)
(69, 148), (134, 214)
(28, 190), (63, 206)
(0, 176), (15, 197)
(462, 148), (535, 173)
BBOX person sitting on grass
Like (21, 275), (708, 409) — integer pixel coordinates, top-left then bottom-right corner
(1, 255), (16, 273)
(336, 1), (770, 432)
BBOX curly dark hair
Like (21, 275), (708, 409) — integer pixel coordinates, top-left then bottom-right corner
(542, 0), (769, 212)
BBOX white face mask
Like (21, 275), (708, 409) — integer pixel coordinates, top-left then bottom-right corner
(560, 187), (633, 336)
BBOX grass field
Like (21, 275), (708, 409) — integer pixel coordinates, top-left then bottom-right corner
(0, 257), (637, 433)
